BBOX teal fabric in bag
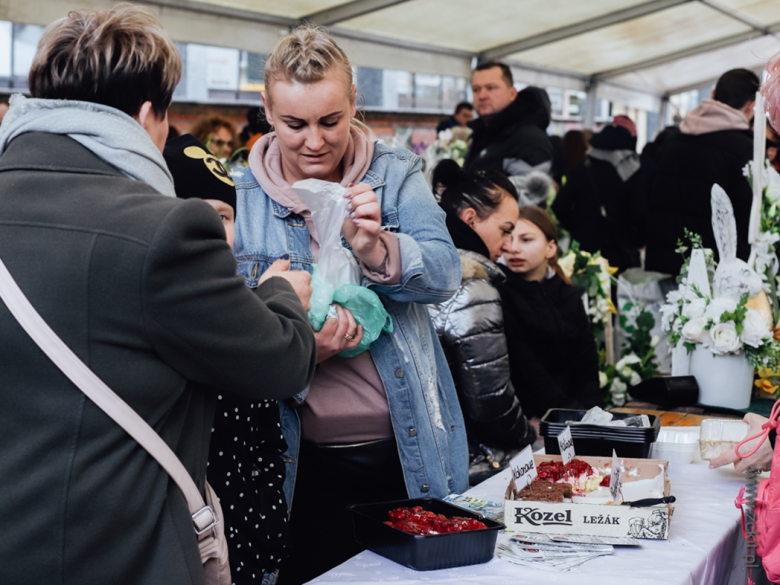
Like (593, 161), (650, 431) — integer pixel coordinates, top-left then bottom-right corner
(293, 179), (393, 357)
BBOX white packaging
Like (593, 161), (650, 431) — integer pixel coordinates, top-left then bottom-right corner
(699, 418), (748, 461)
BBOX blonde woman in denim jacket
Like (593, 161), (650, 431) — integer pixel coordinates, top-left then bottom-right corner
(231, 25), (467, 585)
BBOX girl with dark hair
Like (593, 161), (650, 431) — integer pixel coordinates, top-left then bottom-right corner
(429, 160), (536, 485)
(498, 206), (603, 419)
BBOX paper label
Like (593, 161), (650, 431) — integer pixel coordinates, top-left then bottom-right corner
(509, 445), (537, 488)
(558, 426), (575, 465)
(609, 450), (623, 504)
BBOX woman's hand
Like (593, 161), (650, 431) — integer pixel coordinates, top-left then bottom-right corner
(709, 413), (774, 472)
(341, 183), (386, 268)
(315, 304), (363, 363)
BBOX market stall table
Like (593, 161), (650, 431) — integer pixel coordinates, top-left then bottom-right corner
(306, 460), (754, 585)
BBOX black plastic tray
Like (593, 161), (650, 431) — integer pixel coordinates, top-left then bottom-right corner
(348, 497), (505, 571)
(540, 408), (660, 458)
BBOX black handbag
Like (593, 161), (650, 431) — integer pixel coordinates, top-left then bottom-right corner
(468, 443), (521, 486)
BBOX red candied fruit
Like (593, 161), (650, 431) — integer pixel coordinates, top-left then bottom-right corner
(600, 475), (611, 487)
(536, 459), (595, 484)
(384, 506), (487, 535)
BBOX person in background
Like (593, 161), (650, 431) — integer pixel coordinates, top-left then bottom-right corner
(0, 6), (316, 584)
(164, 133), (291, 584)
(232, 106), (272, 168)
(498, 206), (603, 419)
(429, 159), (536, 485)
(0, 101), (8, 126)
(465, 61), (553, 205)
(552, 117), (642, 272)
(232, 25), (467, 585)
(436, 101), (474, 134)
(645, 68), (759, 278)
(767, 122), (780, 172)
(191, 113), (238, 162)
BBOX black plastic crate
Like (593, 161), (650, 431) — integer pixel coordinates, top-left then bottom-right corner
(540, 408), (660, 458)
(348, 497), (505, 571)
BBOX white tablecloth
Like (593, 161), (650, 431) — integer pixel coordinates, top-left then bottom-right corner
(307, 461), (756, 585)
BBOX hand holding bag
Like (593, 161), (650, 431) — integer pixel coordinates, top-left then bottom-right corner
(734, 400), (780, 585)
(0, 258), (230, 585)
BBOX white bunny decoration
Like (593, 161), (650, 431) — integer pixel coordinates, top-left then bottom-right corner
(711, 184), (763, 301)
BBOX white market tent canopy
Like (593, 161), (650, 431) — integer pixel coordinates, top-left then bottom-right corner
(4, 0), (780, 115)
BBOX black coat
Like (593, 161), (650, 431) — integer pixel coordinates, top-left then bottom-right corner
(552, 126), (642, 271)
(464, 86), (553, 174)
(644, 128), (753, 275)
(498, 268), (603, 419)
(0, 133), (316, 585)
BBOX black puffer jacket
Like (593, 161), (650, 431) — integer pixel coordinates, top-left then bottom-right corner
(498, 268), (604, 419)
(465, 86), (553, 177)
(428, 213), (536, 451)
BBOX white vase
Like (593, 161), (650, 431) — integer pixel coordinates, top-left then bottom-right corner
(688, 347), (754, 409)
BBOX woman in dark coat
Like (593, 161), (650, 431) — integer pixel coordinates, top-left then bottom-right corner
(499, 206), (603, 419)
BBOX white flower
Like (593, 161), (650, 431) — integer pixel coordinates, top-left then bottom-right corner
(754, 231), (780, 279)
(437, 128), (453, 144)
(615, 354), (641, 370)
(660, 303), (678, 332)
(766, 185), (780, 205)
(707, 321), (742, 355)
(599, 371), (608, 388)
(620, 366), (634, 380)
(650, 335), (660, 348)
(741, 308), (772, 348)
(665, 288), (683, 305)
(705, 298), (737, 323)
(610, 378), (627, 394)
(558, 253), (575, 278)
(629, 371), (642, 386)
(681, 317), (708, 343)
(682, 298), (707, 320)
(766, 163), (780, 203)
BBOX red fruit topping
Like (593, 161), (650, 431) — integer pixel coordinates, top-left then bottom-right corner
(600, 475), (611, 487)
(536, 459), (596, 484)
(384, 506), (487, 535)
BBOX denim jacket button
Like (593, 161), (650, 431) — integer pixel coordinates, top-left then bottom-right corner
(409, 428), (417, 437)
(395, 368), (404, 378)
(421, 484), (430, 493)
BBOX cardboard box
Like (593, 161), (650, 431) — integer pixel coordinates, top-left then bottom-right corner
(503, 455), (673, 540)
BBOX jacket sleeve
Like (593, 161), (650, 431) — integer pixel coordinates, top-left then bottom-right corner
(432, 280), (536, 450)
(363, 156), (462, 304)
(141, 199), (317, 400)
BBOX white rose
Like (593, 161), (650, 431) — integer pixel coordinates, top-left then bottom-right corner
(558, 253), (576, 278)
(705, 298), (737, 323)
(599, 371), (608, 388)
(650, 335), (660, 347)
(615, 354), (641, 370)
(708, 321), (741, 354)
(666, 287), (684, 304)
(681, 317), (708, 343)
(630, 371), (642, 386)
(620, 366), (634, 380)
(660, 304), (678, 331)
(766, 184), (780, 205)
(741, 308), (772, 348)
(682, 298), (707, 320)
(610, 378), (627, 394)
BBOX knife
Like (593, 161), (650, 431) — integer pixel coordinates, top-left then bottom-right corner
(621, 496), (676, 507)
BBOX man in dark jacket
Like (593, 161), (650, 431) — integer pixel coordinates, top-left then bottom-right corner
(645, 69), (759, 276)
(436, 101), (474, 134)
(465, 61), (553, 205)
(0, 7), (316, 585)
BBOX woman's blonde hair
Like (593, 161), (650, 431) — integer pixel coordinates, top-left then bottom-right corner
(29, 4), (181, 117)
(263, 24), (354, 106)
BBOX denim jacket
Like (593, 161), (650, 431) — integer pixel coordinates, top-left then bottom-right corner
(232, 143), (469, 505)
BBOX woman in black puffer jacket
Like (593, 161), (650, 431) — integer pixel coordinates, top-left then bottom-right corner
(429, 160), (536, 484)
(498, 206), (604, 419)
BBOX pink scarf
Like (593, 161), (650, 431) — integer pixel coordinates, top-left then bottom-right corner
(248, 125), (375, 259)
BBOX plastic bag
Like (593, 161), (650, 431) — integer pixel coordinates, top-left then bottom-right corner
(292, 179), (393, 357)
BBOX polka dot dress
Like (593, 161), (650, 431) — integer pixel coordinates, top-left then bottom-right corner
(208, 395), (290, 584)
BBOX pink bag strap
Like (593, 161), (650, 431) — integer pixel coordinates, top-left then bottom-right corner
(735, 399), (780, 459)
(0, 258), (218, 538)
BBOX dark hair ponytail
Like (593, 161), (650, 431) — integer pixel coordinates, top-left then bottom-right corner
(433, 159), (518, 219)
(517, 206), (571, 285)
